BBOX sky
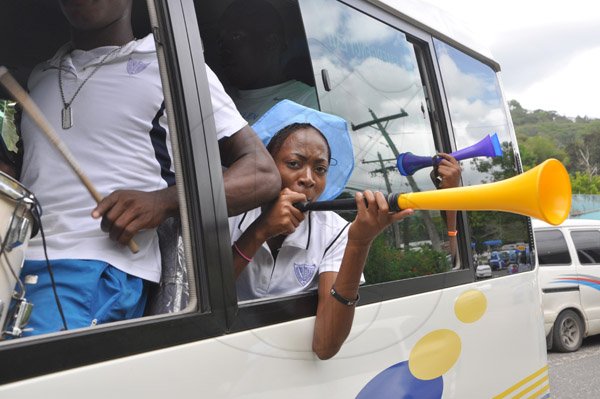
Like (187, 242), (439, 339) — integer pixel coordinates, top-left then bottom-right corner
(423, 0), (600, 119)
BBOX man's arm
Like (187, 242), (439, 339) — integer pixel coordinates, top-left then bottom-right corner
(93, 186), (179, 246)
(93, 125), (280, 245)
(219, 124), (281, 216)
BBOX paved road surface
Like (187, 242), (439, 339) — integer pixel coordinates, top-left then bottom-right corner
(548, 335), (600, 398)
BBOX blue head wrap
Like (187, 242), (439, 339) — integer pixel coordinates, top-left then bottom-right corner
(251, 100), (354, 201)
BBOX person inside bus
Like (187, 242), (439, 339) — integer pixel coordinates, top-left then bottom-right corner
(431, 157), (461, 265)
(228, 100), (462, 359)
(2, 0), (280, 337)
(217, 0), (318, 124)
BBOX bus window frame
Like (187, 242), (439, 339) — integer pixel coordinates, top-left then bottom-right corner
(409, 37), (474, 274)
(0, 0), (232, 385)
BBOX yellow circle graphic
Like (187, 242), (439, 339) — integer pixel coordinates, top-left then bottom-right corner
(408, 329), (461, 380)
(454, 290), (487, 323)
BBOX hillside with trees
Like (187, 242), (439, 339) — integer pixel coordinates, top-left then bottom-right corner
(509, 100), (600, 194)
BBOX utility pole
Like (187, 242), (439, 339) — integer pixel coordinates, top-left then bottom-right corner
(352, 108), (442, 251)
(362, 152), (402, 248)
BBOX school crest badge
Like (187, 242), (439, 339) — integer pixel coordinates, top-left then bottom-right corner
(294, 263), (317, 286)
(127, 59), (151, 75)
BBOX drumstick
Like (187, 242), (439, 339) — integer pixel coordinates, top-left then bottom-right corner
(0, 66), (139, 253)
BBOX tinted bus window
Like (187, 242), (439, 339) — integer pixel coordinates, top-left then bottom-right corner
(571, 230), (600, 265)
(536, 230), (571, 266)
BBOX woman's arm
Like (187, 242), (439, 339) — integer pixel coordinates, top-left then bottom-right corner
(312, 191), (413, 359)
(435, 153), (462, 260)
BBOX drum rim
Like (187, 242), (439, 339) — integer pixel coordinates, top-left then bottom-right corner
(0, 170), (36, 207)
(0, 171), (39, 238)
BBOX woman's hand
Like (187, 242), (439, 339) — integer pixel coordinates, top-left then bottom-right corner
(347, 190), (413, 247)
(254, 188), (307, 240)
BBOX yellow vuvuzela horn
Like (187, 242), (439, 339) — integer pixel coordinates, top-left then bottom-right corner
(294, 159), (571, 226)
(393, 158), (571, 225)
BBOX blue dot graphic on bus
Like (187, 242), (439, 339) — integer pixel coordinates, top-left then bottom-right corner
(356, 361), (443, 399)
(357, 329), (460, 398)
(356, 290), (487, 398)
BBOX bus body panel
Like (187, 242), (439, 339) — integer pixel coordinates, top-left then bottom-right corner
(0, 272), (547, 398)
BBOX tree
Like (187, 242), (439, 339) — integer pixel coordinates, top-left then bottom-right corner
(518, 135), (568, 171)
(582, 131), (600, 174)
(471, 141), (518, 181)
(571, 172), (600, 195)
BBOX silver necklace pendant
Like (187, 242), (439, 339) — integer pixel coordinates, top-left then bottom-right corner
(62, 105), (73, 129)
(58, 44), (124, 130)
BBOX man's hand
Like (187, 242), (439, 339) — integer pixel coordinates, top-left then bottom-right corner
(431, 153), (461, 189)
(92, 186), (178, 245)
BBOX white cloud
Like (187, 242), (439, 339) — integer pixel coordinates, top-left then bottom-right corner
(346, 12), (397, 44)
(514, 47), (600, 118)
(423, 0), (600, 118)
(299, 0), (343, 41)
(437, 53), (485, 100)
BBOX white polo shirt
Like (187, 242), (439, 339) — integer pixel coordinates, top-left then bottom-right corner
(21, 34), (247, 282)
(230, 208), (352, 301)
(231, 80), (319, 124)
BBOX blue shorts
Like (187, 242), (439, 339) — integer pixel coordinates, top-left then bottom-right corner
(15, 259), (147, 337)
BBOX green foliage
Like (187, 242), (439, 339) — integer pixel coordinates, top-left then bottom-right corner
(467, 211), (529, 253)
(519, 135), (568, 170)
(571, 172), (600, 194)
(471, 141), (518, 181)
(363, 234), (450, 284)
(509, 100), (599, 193)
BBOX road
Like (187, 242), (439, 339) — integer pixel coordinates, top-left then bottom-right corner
(548, 335), (600, 398)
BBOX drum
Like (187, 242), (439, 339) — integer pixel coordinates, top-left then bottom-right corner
(0, 171), (37, 335)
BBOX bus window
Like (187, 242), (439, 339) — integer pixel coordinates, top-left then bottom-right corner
(0, 0), (202, 340)
(298, 0), (460, 285)
(536, 230), (571, 266)
(571, 230), (600, 265)
(434, 39), (534, 276)
(0, 0), (244, 382)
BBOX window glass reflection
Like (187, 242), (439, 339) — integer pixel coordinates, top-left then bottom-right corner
(571, 230), (600, 265)
(434, 39), (533, 276)
(536, 230), (571, 266)
(299, 0), (457, 284)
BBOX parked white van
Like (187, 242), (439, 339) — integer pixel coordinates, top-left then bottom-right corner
(535, 218), (600, 352)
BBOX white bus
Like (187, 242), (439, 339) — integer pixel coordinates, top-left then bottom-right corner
(0, 0), (550, 397)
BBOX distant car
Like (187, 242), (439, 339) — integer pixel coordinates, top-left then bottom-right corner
(535, 218), (600, 353)
(489, 251), (504, 270)
(476, 264), (492, 279)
